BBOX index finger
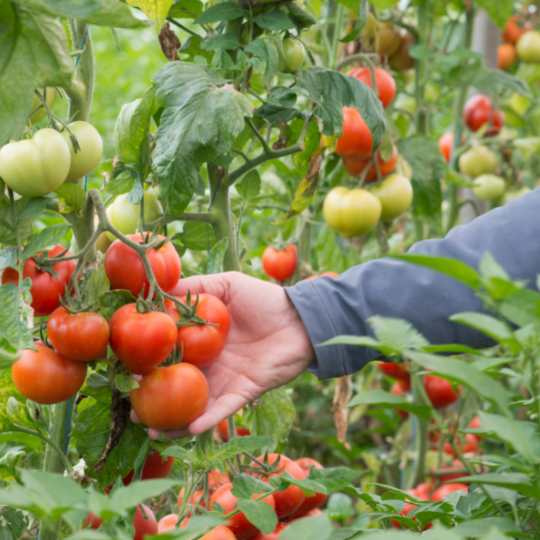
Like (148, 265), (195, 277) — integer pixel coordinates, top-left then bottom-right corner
(171, 272), (233, 301)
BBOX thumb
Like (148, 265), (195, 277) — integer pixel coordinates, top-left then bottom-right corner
(171, 272), (234, 303)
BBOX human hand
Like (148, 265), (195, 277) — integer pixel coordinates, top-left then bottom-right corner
(130, 271), (315, 439)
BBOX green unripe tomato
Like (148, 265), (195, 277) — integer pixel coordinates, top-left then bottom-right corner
(282, 38), (305, 73)
(0, 128), (70, 197)
(458, 145), (497, 178)
(371, 173), (413, 221)
(29, 88), (57, 124)
(506, 93), (531, 116)
(472, 174), (506, 201)
(501, 186), (531, 205)
(516, 31), (540, 63)
(62, 121), (103, 182)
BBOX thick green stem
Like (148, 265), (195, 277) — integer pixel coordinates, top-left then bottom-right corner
(330, 3), (344, 70)
(208, 164), (241, 272)
(298, 213), (312, 267)
(410, 374), (427, 487)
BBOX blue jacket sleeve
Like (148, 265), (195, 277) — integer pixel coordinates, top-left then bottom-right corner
(285, 188), (540, 380)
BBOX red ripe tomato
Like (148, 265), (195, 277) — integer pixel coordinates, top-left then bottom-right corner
(210, 482), (276, 539)
(47, 307), (110, 362)
(290, 458), (327, 517)
(424, 375), (461, 409)
(342, 145), (398, 182)
(261, 245), (297, 281)
(130, 362), (209, 431)
(12, 343), (87, 404)
(133, 504), (158, 540)
(85, 512), (104, 529)
(178, 487), (205, 511)
(104, 234), (181, 298)
(216, 418), (250, 441)
(415, 483), (432, 501)
(165, 293), (230, 369)
(249, 523), (289, 540)
(209, 469), (231, 490)
(378, 361), (410, 381)
(336, 107), (374, 159)
(2, 245), (76, 317)
(348, 67), (396, 109)
(122, 450), (175, 485)
(390, 380), (409, 419)
(443, 433), (478, 457)
(110, 303), (177, 375)
(431, 483), (468, 501)
(503, 15), (531, 45)
(463, 95), (504, 136)
(252, 454), (305, 519)
(469, 416), (483, 439)
(157, 514), (178, 533)
(438, 132), (466, 163)
(437, 459), (467, 483)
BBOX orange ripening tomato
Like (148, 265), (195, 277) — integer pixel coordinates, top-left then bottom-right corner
(177, 487), (206, 512)
(216, 417), (250, 441)
(348, 67), (396, 109)
(210, 482), (276, 539)
(104, 234), (181, 298)
(424, 374), (461, 409)
(109, 303), (177, 375)
(443, 433), (478, 457)
(378, 361), (411, 381)
(158, 514), (179, 533)
(2, 245), (76, 317)
(47, 307), (110, 362)
(209, 469), (231, 489)
(343, 145), (398, 182)
(122, 450), (175, 485)
(463, 94), (504, 136)
(503, 15), (531, 45)
(336, 107), (374, 159)
(165, 293), (230, 369)
(251, 454), (306, 519)
(262, 245), (297, 281)
(200, 526), (237, 540)
(431, 483), (468, 501)
(130, 362), (209, 431)
(498, 43), (517, 70)
(438, 132), (465, 163)
(12, 343), (87, 404)
(290, 458), (327, 517)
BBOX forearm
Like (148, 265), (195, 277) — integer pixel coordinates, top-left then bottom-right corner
(286, 189), (540, 379)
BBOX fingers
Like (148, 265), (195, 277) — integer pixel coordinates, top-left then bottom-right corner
(171, 273), (234, 300)
(188, 393), (250, 435)
(130, 409), (141, 423)
(148, 427), (191, 440)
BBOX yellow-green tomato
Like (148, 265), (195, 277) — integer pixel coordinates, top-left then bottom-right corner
(323, 186), (381, 238)
(517, 31), (540, 63)
(62, 121), (103, 182)
(282, 38), (305, 73)
(29, 88), (57, 124)
(109, 192), (164, 236)
(0, 128), (70, 197)
(458, 145), (497, 178)
(501, 186), (531, 205)
(371, 173), (413, 221)
(472, 174), (506, 201)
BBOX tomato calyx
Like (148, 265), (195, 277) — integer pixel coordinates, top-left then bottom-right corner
(170, 291), (220, 329)
(249, 452), (287, 476)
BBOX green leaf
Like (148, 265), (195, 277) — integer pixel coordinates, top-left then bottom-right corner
(390, 254), (481, 290)
(99, 290), (136, 321)
(0, 282), (34, 350)
(245, 37), (283, 88)
(152, 62), (253, 216)
(231, 473), (274, 499)
(115, 373), (139, 393)
(0, 248), (18, 272)
(254, 9), (295, 31)
(0, 5), (73, 146)
(369, 316), (429, 352)
(0, 199), (33, 245)
(333, 0), (359, 10)
(109, 480), (179, 510)
(82, 0), (151, 28)
(0, 506), (26, 539)
(469, 68), (531, 97)
(22, 224), (71, 261)
(103, 171), (135, 198)
(474, 0), (513, 30)
(55, 183), (87, 215)
(236, 499), (277, 535)
(499, 290), (540, 327)
(286, 2), (317, 30)
(169, 0), (203, 19)
(6, 397), (35, 429)
(207, 237), (229, 274)
(459, 473), (540, 499)
(161, 445), (205, 466)
(408, 44), (436, 60)
(208, 436), (274, 461)
(82, 267), (110, 306)
(17, 197), (49, 221)
(125, 0), (174, 32)
(244, 387), (295, 443)
(405, 351), (510, 414)
(281, 514), (332, 540)
(295, 67), (386, 152)
(347, 389), (431, 421)
(445, 166), (475, 188)
(340, 0), (368, 43)
(309, 467), (362, 493)
(396, 136), (445, 218)
(315, 226), (361, 275)
(178, 34), (214, 63)
(113, 87), (156, 178)
(453, 517), (523, 538)
(194, 2), (244, 24)
(176, 221), (216, 251)
(202, 32), (240, 51)
(236, 170), (261, 199)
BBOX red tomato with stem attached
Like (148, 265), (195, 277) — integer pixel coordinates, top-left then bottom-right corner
(165, 293), (230, 369)
(336, 107), (375, 159)
(443, 433), (478, 457)
(290, 458), (327, 517)
(110, 303), (177, 375)
(178, 487), (206, 512)
(2, 245), (76, 317)
(122, 450), (175, 485)
(432, 483), (468, 501)
(343, 145), (398, 182)
(12, 343), (87, 404)
(217, 417), (250, 441)
(378, 361), (410, 381)
(262, 245), (297, 281)
(210, 482), (276, 539)
(130, 362), (209, 431)
(424, 375), (461, 409)
(104, 234), (181, 298)
(251, 454), (306, 519)
(47, 307), (110, 362)
(469, 416), (483, 440)
(133, 504), (158, 540)
(463, 95), (504, 136)
(503, 15), (531, 45)
(348, 67), (396, 109)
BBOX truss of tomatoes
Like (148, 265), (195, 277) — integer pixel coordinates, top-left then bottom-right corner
(7, 235), (230, 432)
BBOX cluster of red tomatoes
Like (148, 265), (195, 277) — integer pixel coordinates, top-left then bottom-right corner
(155, 454), (328, 540)
(6, 234), (230, 433)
